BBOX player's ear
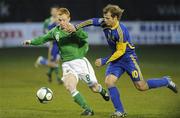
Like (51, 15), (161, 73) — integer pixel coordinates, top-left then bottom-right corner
(68, 17), (71, 22)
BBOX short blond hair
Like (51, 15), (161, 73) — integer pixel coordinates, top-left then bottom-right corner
(103, 4), (124, 20)
(57, 8), (70, 18)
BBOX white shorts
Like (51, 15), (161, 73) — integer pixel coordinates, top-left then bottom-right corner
(61, 57), (98, 86)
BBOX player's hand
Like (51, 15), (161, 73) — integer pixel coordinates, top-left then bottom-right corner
(22, 40), (31, 46)
(95, 58), (102, 67)
(65, 23), (76, 33)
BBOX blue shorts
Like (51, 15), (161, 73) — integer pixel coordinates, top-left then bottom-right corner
(105, 54), (143, 82)
(50, 42), (59, 61)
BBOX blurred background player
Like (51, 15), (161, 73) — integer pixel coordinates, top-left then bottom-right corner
(69, 4), (178, 118)
(23, 7), (109, 116)
(35, 5), (63, 84)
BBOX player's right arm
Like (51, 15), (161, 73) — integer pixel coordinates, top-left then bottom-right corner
(23, 29), (54, 46)
(75, 18), (104, 30)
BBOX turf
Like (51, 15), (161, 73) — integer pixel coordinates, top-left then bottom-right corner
(0, 45), (180, 118)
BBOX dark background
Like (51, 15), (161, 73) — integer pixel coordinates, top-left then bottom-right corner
(0, 0), (179, 22)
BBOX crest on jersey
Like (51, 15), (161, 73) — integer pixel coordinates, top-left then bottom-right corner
(107, 30), (115, 41)
(55, 33), (60, 42)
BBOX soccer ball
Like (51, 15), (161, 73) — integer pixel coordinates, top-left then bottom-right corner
(36, 87), (53, 103)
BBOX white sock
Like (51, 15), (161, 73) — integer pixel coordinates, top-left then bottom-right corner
(98, 84), (103, 93)
(71, 89), (79, 97)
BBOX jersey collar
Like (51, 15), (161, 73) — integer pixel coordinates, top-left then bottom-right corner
(111, 21), (119, 30)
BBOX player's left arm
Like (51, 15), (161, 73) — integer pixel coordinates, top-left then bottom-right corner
(96, 42), (127, 66)
(94, 56), (110, 67)
(106, 42), (127, 64)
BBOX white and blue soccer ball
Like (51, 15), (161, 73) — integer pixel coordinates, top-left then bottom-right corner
(36, 87), (53, 103)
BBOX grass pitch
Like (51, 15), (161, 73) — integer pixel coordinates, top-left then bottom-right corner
(0, 45), (180, 118)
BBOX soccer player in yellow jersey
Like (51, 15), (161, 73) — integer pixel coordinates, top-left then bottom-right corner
(67, 4), (178, 118)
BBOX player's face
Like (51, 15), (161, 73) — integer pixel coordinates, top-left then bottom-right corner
(57, 14), (70, 29)
(103, 12), (118, 27)
(50, 8), (59, 23)
(51, 8), (58, 18)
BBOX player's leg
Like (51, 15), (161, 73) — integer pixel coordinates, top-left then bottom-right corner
(34, 56), (58, 68)
(46, 62), (58, 83)
(89, 83), (110, 101)
(146, 76), (177, 93)
(47, 46), (62, 84)
(62, 62), (93, 116)
(34, 56), (48, 68)
(51, 54), (63, 84)
(105, 63), (127, 117)
(46, 68), (54, 82)
(106, 74), (127, 118)
(34, 56), (54, 82)
(54, 66), (63, 84)
(79, 57), (109, 101)
(46, 62), (56, 83)
(128, 55), (178, 93)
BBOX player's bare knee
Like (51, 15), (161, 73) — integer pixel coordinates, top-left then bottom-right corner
(63, 74), (77, 92)
(105, 74), (118, 87)
(135, 85), (146, 91)
(63, 82), (71, 91)
(134, 81), (148, 91)
(64, 83), (75, 92)
(105, 76), (116, 87)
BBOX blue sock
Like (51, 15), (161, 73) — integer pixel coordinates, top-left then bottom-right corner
(40, 57), (48, 65)
(147, 77), (168, 89)
(108, 87), (124, 112)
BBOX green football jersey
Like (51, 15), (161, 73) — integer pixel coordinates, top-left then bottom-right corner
(30, 26), (89, 62)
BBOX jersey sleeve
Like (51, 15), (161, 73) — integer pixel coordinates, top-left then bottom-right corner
(101, 56), (110, 65)
(106, 42), (127, 64)
(30, 29), (55, 45)
(75, 18), (104, 29)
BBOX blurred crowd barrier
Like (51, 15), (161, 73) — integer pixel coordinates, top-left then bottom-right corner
(0, 21), (179, 47)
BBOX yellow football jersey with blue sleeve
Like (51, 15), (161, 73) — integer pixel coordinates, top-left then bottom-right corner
(75, 18), (135, 64)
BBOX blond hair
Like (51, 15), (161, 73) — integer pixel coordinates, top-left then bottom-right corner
(103, 4), (124, 20)
(57, 8), (70, 18)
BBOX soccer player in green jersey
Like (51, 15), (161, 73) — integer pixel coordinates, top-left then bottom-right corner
(34, 6), (62, 84)
(23, 8), (109, 116)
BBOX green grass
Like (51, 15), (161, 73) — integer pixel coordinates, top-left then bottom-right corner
(0, 45), (180, 118)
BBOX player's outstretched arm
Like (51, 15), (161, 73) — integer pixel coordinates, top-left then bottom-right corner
(22, 30), (55, 46)
(75, 18), (103, 30)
